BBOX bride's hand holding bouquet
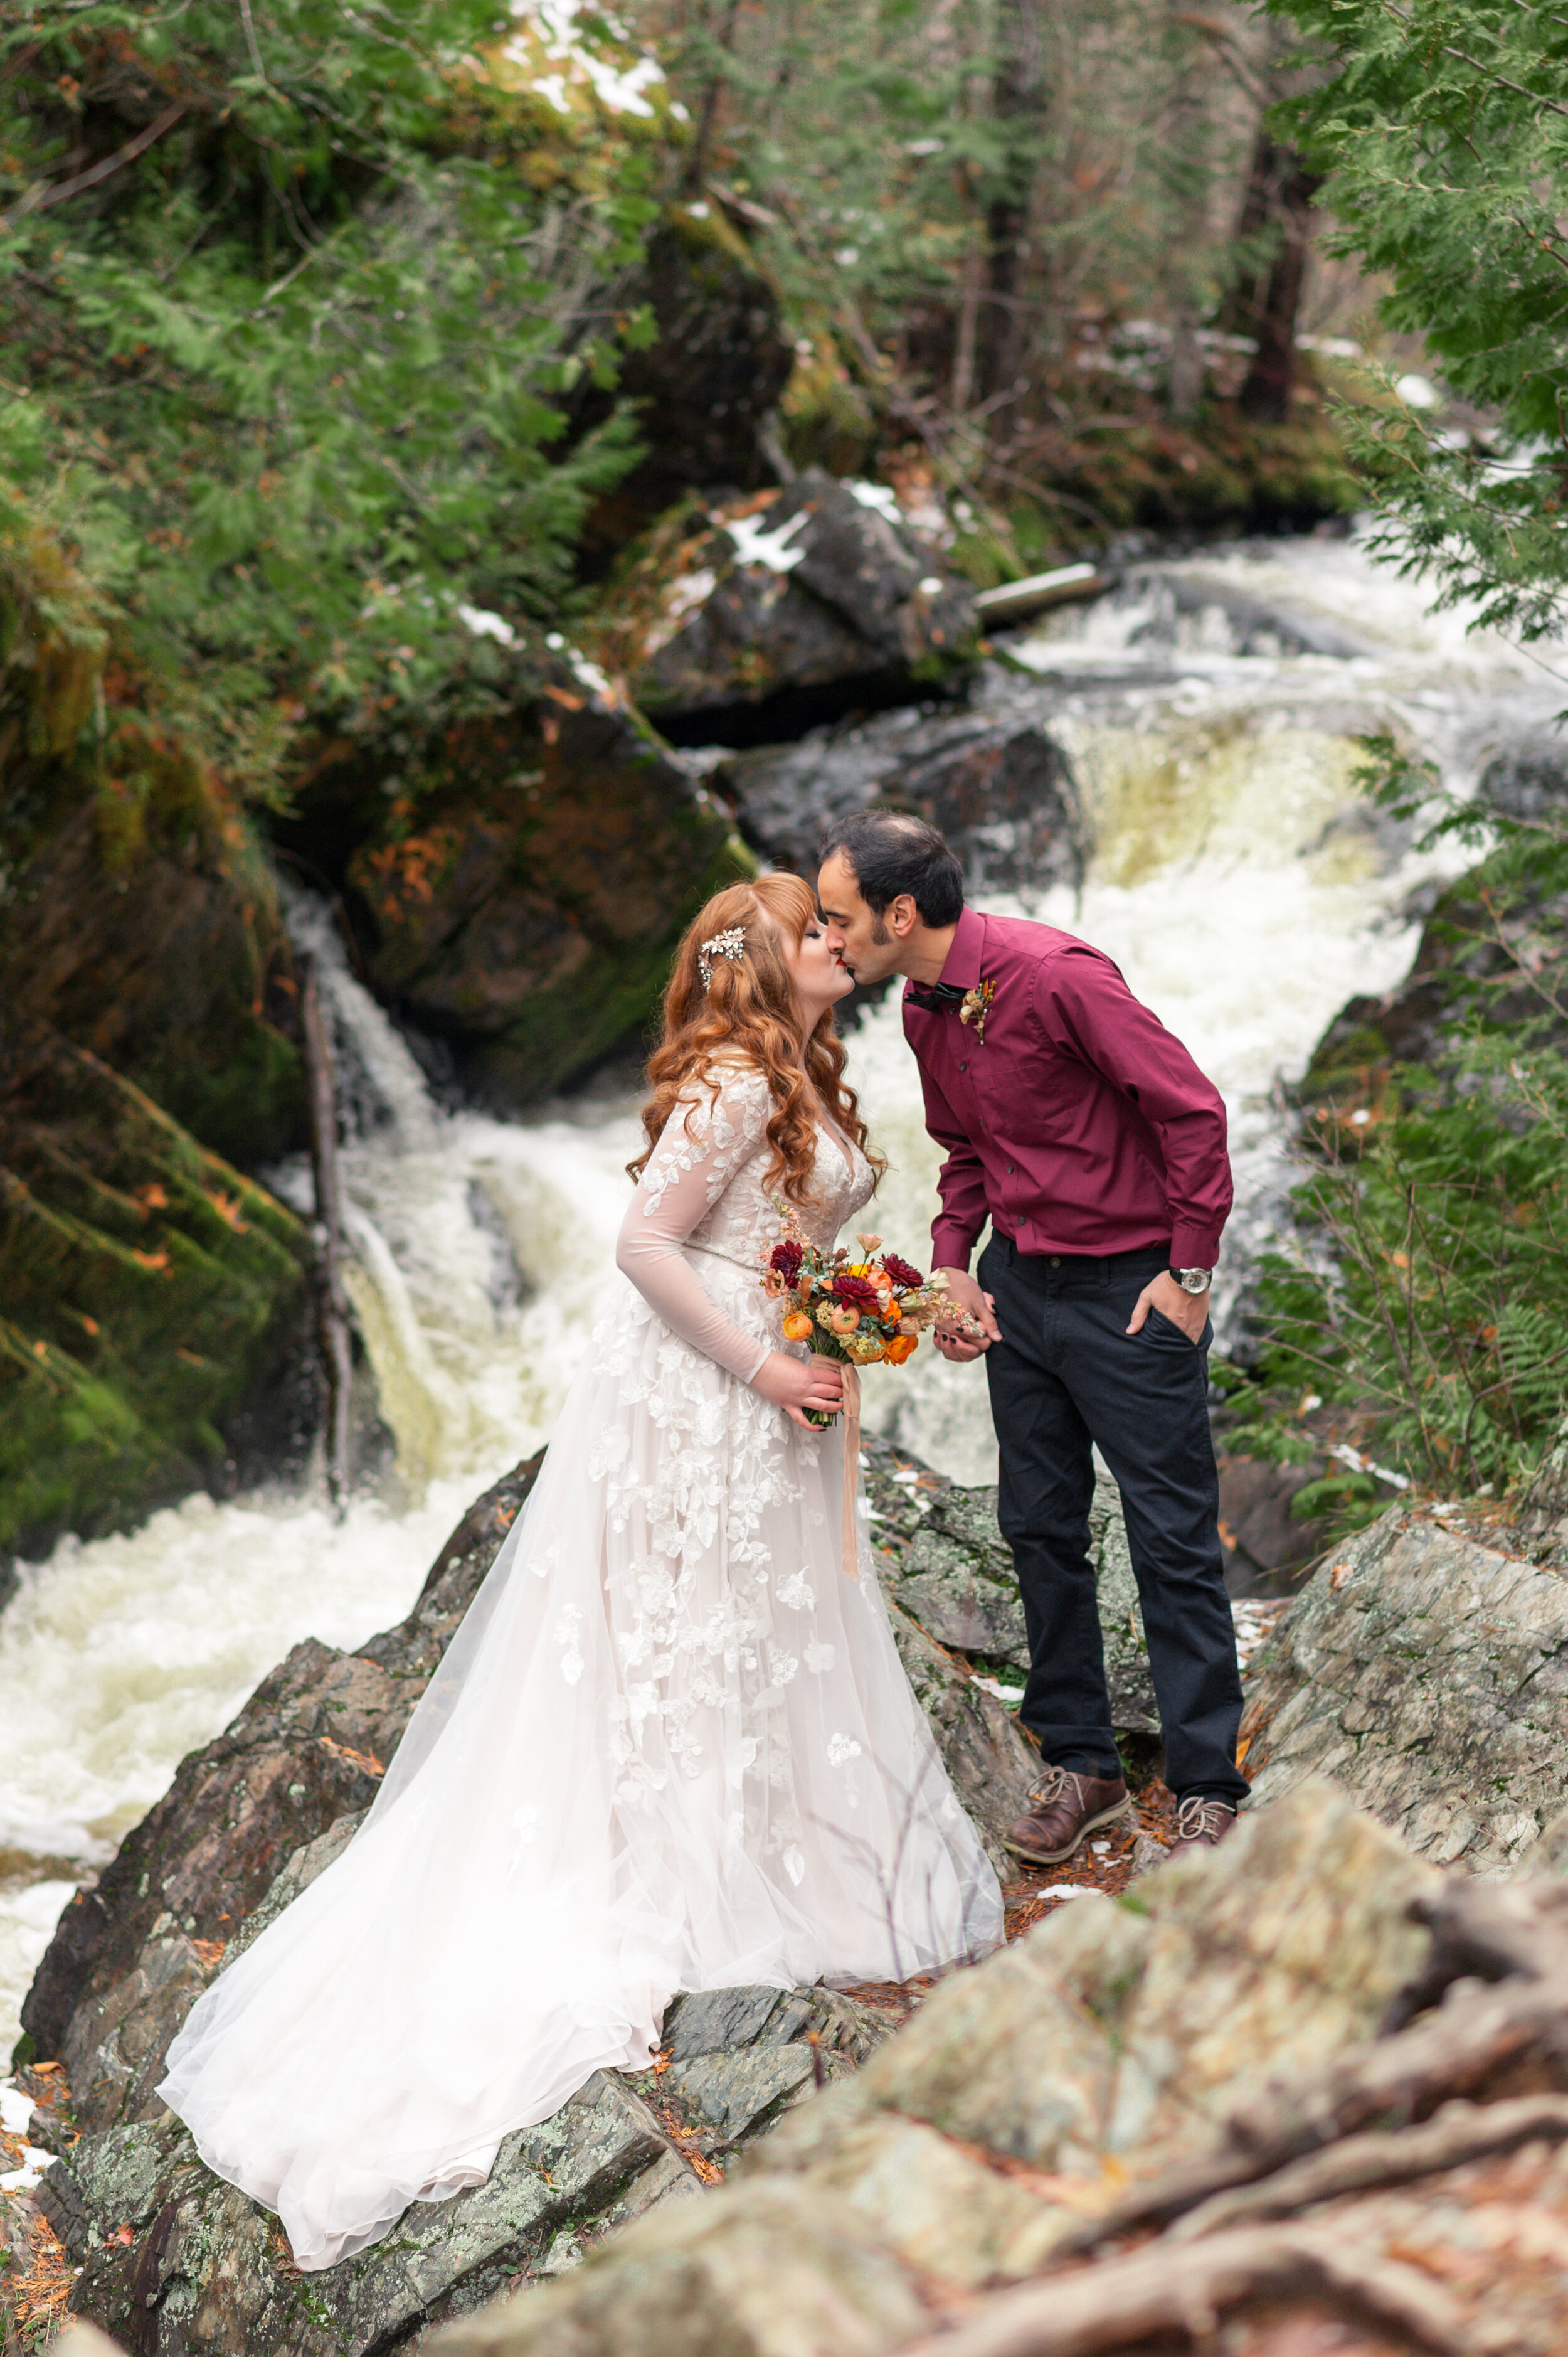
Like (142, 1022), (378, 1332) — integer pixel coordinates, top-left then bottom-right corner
(759, 1209), (984, 1429)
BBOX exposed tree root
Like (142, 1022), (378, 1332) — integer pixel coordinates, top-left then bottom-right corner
(1062, 1878), (1568, 2253)
(908, 2224), (1503, 2357)
(1168, 2092), (1568, 2241)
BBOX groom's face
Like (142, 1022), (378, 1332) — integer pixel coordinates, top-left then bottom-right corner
(817, 851), (907, 987)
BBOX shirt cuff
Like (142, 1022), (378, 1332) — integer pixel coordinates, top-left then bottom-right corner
(930, 1221), (977, 1275)
(1169, 1225), (1224, 1270)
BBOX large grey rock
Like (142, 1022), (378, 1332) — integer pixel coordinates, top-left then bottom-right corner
(44, 1986), (895, 2356)
(425, 1782), (1438, 2356)
(45, 2071), (692, 2357)
(716, 698), (1086, 896)
(596, 472), (978, 738)
(1242, 1506), (1568, 1875)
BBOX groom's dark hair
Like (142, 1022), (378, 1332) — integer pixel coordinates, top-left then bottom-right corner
(819, 810), (965, 928)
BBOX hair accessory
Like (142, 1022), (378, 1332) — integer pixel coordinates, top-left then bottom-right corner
(698, 926), (747, 990)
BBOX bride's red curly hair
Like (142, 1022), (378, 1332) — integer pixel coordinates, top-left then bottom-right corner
(629, 873), (882, 1205)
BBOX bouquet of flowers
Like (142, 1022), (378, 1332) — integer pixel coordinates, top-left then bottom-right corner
(759, 1205), (982, 1425)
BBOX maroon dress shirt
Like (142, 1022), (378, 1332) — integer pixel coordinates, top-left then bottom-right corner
(903, 906), (1232, 1274)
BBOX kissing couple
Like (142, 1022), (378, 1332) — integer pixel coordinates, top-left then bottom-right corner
(157, 811), (1244, 2271)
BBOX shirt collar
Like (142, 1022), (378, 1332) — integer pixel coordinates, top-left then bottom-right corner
(936, 904), (985, 991)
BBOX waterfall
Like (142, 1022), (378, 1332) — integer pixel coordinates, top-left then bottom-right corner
(3, 527), (1563, 2053)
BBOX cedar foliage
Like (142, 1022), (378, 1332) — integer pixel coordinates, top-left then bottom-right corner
(0, 0), (665, 802)
(1248, 0), (1568, 1501)
(1274, 0), (1568, 637)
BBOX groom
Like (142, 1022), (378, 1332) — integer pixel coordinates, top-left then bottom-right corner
(817, 811), (1248, 1865)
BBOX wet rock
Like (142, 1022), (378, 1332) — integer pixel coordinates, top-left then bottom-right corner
(1296, 868), (1568, 1134)
(221, 1810), (364, 1967)
(286, 642), (747, 1106)
(423, 1782), (1438, 2356)
(18, 1455), (544, 2088)
(0, 684), (305, 1172)
(60, 1930), (220, 2134)
(715, 698), (1086, 895)
(1478, 726), (1568, 823)
(593, 474), (978, 745)
(1242, 1506), (1568, 1874)
(0, 1012), (314, 1562)
(1216, 1450), (1327, 1597)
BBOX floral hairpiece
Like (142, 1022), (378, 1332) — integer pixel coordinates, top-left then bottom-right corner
(698, 926), (747, 989)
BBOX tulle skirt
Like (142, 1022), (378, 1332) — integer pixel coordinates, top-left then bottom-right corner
(157, 1267), (1004, 2268)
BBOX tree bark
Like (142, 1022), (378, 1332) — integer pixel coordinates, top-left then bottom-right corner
(1233, 131), (1322, 422)
(978, 0), (1047, 407)
(300, 955), (353, 1513)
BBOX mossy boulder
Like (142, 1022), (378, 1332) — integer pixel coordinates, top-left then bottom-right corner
(1296, 868), (1568, 1144)
(282, 640), (751, 1104)
(0, 504), (306, 1168)
(0, 1014), (312, 1560)
(568, 210), (794, 567)
(589, 473), (979, 746)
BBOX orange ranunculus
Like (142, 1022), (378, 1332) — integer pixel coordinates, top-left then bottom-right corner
(781, 1311), (814, 1341)
(881, 1299), (901, 1324)
(883, 1331), (918, 1365)
(828, 1304), (860, 1336)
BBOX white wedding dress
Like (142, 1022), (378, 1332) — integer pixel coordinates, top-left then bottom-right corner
(157, 1064), (1004, 2270)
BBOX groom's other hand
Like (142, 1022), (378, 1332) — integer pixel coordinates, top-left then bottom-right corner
(1126, 1269), (1210, 1343)
(933, 1268), (1000, 1360)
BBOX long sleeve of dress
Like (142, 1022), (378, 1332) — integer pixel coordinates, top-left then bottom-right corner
(615, 1068), (775, 1384)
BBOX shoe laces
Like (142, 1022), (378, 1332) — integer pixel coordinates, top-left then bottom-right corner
(1027, 1765), (1082, 1811)
(1176, 1795), (1234, 1843)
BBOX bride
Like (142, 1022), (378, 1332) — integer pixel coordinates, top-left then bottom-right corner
(157, 871), (1004, 2270)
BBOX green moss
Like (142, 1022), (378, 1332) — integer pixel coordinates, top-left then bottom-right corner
(0, 1028), (312, 1555)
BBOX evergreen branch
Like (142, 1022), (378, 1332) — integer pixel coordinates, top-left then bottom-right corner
(0, 98), (188, 230)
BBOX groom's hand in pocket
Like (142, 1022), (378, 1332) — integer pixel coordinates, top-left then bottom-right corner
(933, 1269), (1000, 1361)
(1126, 1269), (1209, 1342)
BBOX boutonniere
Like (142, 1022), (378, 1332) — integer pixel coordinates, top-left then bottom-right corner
(959, 977), (997, 1043)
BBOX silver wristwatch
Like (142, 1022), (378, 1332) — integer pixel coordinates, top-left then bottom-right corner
(1171, 1267), (1214, 1295)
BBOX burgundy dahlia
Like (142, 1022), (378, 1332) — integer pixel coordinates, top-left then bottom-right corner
(881, 1253), (924, 1290)
(769, 1240), (805, 1280)
(831, 1273), (881, 1312)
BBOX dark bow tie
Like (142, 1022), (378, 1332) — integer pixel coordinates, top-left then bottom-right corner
(905, 979), (968, 1014)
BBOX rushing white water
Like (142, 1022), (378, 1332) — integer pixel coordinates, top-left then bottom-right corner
(3, 529), (1563, 2056)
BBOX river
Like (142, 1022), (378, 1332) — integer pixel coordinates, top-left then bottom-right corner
(2, 529), (1558, 2056)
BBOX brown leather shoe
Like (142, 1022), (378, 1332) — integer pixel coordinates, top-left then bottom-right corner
(1163, 1795), (1239, 1863)
(1004, 1764), (1132, 1865)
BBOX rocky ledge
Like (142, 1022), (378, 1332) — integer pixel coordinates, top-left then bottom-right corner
(21, 1460), (1568, 2355)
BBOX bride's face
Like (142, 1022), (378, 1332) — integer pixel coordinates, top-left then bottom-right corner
(780, 914), (855, 1021)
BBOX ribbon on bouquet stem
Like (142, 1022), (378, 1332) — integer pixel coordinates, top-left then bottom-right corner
(814, 1356), (861, 1581)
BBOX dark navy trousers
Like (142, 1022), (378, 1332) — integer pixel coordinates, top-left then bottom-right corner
(978, 1233), (1248, 1806)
